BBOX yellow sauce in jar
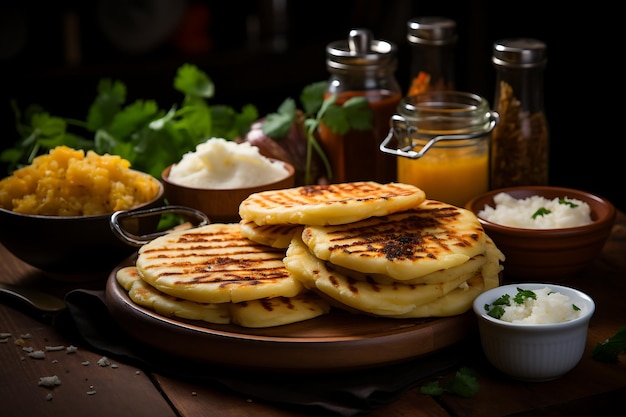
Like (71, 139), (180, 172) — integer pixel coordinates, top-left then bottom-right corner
(397, 145), (488, 207)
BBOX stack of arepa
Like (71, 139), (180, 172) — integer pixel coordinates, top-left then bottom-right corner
(116, 181), (504, 328)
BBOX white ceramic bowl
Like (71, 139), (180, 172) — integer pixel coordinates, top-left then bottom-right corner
(472, 283), (595, 382)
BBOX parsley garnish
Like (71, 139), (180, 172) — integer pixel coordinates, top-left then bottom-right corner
(531, 207), (551, 219)
(592, 327), (626, 363)
(484, 288), (537, 319)
(559, 198), (579, 208)
(420, 367), (479, 398)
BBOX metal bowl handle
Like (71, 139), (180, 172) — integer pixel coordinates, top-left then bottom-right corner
(110, 205), (210, 247)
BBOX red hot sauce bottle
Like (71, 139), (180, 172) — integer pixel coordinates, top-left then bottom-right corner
(318, 29), (402, 184)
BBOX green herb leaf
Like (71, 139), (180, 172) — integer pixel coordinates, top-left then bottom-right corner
(420, 367), (479, 398)
(559, 198), (579, 208)
(513, 288), (537, 304)
(592, 327), (626, 363)
(445, 367), (480, 398)
(263, 98), (297, 139)
(300, 81), (326, 116)
(174, 63), (215, 99)
(531, 207), (551, 219)
(3, 63), (258, 178)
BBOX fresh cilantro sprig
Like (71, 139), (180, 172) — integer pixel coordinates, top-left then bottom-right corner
(420, 367), (480, 398)
(262, 81), (373, 184)
(592, 327), (626, 363)
(1, 63), (258, 178)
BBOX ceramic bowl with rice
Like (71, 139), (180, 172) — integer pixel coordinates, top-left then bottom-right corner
(465, 186), (615, 281)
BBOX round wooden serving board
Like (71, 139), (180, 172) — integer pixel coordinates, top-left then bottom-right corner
(105, 258), (476, 373)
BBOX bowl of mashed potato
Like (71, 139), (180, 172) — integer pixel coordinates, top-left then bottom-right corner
(162, 138), (295, 223)
(0, 146), (165, 280)
(465, 186), (615, 281)
(473, 283), (595, 381)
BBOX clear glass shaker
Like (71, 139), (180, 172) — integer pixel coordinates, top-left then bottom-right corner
(406, 16), (457, 95)
(318, 29), (402, 184)
(490, 38), (550, 188)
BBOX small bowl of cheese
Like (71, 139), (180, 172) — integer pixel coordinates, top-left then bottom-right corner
(465, 186), (615, 281)
(473, 283), (595, 381)
(162, 138), (295, 223)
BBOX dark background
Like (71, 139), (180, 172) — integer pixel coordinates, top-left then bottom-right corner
(1, 0), (622, 211)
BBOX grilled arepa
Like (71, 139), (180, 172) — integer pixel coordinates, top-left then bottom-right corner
(116, 266), (330, 327)
(239, 219), (303, 249)
(284, 235), (503, 317)
(238, 181), (426, 226)
(135, 223), (304, 303)
(301, 199), (487, 281)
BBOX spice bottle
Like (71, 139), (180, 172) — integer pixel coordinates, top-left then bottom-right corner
(318, 29), (402, 183)
(380, 91), (498, 207)
(490, 38), (549, 188)
(406, 16), (457, 95)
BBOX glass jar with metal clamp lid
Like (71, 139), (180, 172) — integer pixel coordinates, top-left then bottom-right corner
(380, 91), (498, 207)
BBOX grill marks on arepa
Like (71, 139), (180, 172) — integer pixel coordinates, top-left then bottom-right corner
(302, 200), (488, 281)
(136, 223), (305, 304)
(238, 181), (426, 226)
(319, 207), (482, 262)
(116, 265), (330, 328)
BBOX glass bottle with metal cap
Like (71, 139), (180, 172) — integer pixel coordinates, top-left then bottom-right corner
(490, 38), (549, 188)
(318, 28), (402, 183)
(380, 91), (498, 207)
(406, 16), (457, 95)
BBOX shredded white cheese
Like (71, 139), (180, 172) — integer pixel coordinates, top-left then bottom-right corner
(478, 192), (593, 229)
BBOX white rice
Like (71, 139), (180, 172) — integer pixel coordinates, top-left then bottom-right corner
(478, 192), (593, 229)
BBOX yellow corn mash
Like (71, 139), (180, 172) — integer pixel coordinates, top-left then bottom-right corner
(0, 146), (161, 216)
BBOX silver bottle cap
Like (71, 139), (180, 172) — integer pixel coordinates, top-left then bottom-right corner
(492, 38), (547, 68)
(407, 16), (457, 45)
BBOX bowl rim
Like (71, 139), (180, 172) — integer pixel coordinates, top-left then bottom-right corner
(465, 185), (616, 234)
(161, 159), (295, 191)
(472, 282), (595, 329)
(0, 172), (164, 220)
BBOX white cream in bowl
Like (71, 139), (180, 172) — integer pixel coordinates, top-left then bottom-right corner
(168, 138), (290, 189)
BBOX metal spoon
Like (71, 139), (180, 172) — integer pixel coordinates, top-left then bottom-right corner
(0, 282), (66, 312)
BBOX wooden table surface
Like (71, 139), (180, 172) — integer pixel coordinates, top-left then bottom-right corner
(2, 211), (625, 417)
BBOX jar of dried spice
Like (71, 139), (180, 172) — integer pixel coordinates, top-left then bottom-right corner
(490, 38), (550, 188)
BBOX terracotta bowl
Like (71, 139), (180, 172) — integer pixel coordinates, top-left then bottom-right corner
(465, 186), (616, 282)
(161, 160), (295, 223)
(0, 173), (164, 281)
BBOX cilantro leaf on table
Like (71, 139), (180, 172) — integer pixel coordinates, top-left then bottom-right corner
(420, 367), (480, 399)
(592, 327), (626, 363)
